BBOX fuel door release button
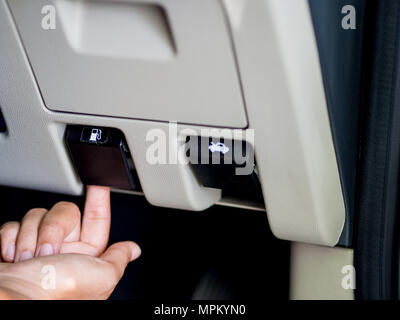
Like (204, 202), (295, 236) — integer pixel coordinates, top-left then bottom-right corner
(66, 125), (140, 191)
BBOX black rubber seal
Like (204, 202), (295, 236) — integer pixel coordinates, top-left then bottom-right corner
(354, 0), (400, 300)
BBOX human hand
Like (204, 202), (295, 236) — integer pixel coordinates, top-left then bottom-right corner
(0, 186), (141, 299)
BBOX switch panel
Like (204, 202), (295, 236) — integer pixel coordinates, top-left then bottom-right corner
(66, 125), (140, 191)
(188, 137), (263, 202)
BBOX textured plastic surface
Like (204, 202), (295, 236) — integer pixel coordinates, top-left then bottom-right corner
(8, 0), (247, 128)
(224, 0), (345, 246)
(0, 0), (221, 211)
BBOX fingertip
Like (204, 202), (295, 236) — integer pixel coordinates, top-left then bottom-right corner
(0, 222), (20, 262)
(85, 186), (111, 207)
(129, 242), (141, 262)
(5, 244), (15, 262)
(87, 185), (110, 193)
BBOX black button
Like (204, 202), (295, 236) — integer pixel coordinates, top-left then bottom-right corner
(188, 136), (263, 202)
(66, 125), (140, 191)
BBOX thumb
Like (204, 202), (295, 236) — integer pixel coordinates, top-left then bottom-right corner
(100, 241), (141, 278)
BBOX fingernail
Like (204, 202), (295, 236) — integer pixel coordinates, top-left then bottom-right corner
(5, 244), (15, 262)
(19, 251), (33, 262)
(130, 245), (142, 262)
(37, 243), (54, 257)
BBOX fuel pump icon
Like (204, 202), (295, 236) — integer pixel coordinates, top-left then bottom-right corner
(89, 128), (102, 142)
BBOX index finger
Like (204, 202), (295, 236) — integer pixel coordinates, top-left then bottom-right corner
(80, 186), (111, 255)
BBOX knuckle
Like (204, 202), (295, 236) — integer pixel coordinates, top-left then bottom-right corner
(84, 204), (108, 220)
(85, 210), (108, 221)
(53, 201), (80, 218)
(39, 222), (62, 238)
(54, 201), (79, 211)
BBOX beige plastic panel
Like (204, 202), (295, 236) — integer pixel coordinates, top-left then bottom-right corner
(224, 0), (346, 246)
(0, 0), (226, 211)
(8, 0), (247, 128)
(1, 0), (346, 248)
(290, 242), (354, 300)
